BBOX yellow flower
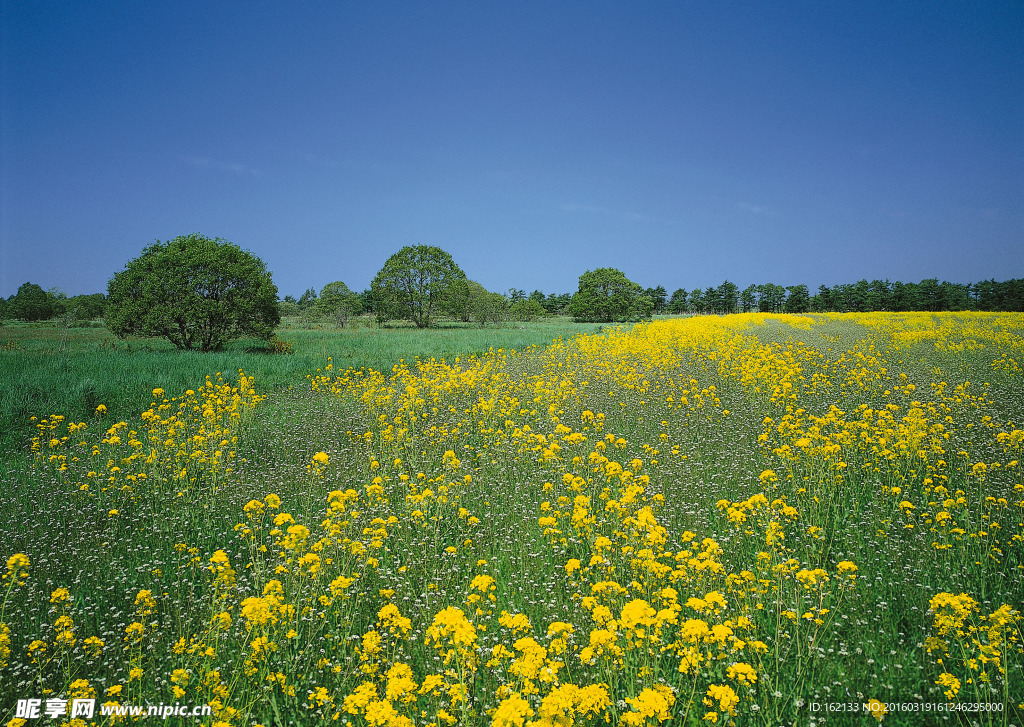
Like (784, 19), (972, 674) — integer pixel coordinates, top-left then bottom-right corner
(4, 554), (30, 581)
(499, 611), (532, 634)
(726, 662), (758, 684)
(703, 684), (739, 716)
(620, 599), (657, 630)
(936, 672), (961, 700)
(211, 611), (232, 629)
(623, 684), (674, 724)
(865, 699), (888, 721)
(493, 692), (534, 727)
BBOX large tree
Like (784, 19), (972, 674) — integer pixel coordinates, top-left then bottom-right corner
(9, 282), (55, 321)
(316, 281), (363, 326)
(567, 267), (652, 323)
(106, 233), (279, 351)
(370, 245), (469, 328)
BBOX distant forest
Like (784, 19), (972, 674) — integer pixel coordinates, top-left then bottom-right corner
(275, 277), (1024, 318)
(3, 276), (1023, 324)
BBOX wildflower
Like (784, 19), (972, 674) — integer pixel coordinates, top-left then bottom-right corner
(623, 684), (674, 724)
(499, 611), (532, 634)
(703, 684), (739, 716)
(726, 662), (758, 684)
(493, 692), (534, 727)
(240, 597), (276, 628)
(4, 554), (29, 583)
(936, 672), (961, 700)
(865, 699), (888, 721)
(620, 599), (657, 630)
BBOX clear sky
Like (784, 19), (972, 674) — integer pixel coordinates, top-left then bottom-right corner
(2, 1), (1021, 299)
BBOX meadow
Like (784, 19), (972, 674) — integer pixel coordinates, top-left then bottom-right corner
(1, 312), (1022, 726)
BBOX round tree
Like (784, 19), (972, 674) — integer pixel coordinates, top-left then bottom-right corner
(9, 282), (55, 321)
(370, 245), (469, 328)
(316, 280), (363, 326)
(567, 268), (653, 323)
(106, 233), (280, 351)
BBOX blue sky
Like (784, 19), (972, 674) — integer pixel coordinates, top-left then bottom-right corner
(2, 1), (1021, 299)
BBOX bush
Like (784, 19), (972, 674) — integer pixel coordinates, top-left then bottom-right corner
(106, 233), (280, 351)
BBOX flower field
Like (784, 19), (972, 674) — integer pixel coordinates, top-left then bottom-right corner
(2, 312), (1023, 726)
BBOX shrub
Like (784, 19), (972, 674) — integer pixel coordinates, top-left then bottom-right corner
(106, 233), (279, 351)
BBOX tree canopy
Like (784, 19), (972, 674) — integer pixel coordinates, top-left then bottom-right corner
(567, 268), (653, 323)
(370, 245), (468, 328)
(106, 233), (279, 351)
(316, 281), (363, 326)
(8, 283), (55, 321)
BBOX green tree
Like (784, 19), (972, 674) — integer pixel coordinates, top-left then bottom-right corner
(510, 298), (545, 321)
(688, 288), (706, 314)
(370, 245), (469, 328)
(316, 281), (363, 326)
(463, 280), (507, 326)
(567, 268), (652, 323)
(643, 286), (668, 314)
(106, 233), (279, 351)
(10, 282), (55, 321)
(757, 283), (786, 313)
(784, 284), (810, 313)
(717, 280), (739, 314)
(812, 285), (834, 312)
(668, 288), (688, 313)
(66, 293), (106, 320)
(740, 285), (757, 313)
(297, 287), (318, 309)
(704, 286), (722, 313)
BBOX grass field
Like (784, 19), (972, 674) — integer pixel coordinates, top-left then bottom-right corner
(0, 317), (605, 457)
(1, 312), (1022, 726)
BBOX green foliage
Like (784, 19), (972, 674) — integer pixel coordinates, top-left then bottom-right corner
(9, 283), (55, 321)
(716, 280), (739, 314)
(316, 281), (363, 326)
(510, 298), (545, 322)
(106, 233), (280, 351)
(65, 293), (106, 320)
(740, 285), (757, 313)
(784, 284), (811, 313)
(464, 281), (507, 326)
(370, 245), (469, 328)
(297, 287), (318, 309)
(668, 288), (688, 314)
(567, 267), (653, 323)
(643, 285), (668, 313)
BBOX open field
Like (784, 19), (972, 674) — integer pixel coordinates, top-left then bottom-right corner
(2, 312), (1023, 726)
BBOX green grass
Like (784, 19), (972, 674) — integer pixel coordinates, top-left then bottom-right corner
(0, 316), (605, 456)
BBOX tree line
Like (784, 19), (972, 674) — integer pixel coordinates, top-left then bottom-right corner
(0, 282), (106, 323)
(2, 235), (1022, 350)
